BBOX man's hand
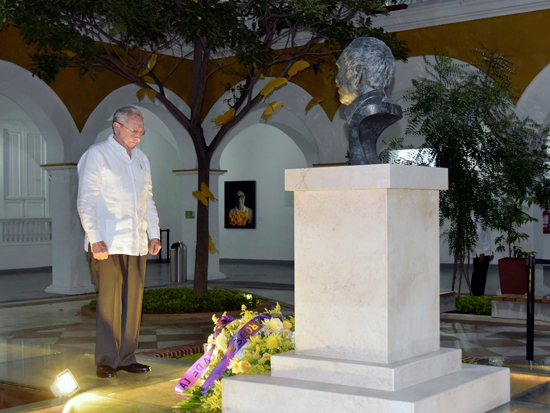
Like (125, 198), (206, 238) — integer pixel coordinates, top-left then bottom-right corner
(149, 238), (161, 255)
(92, 241), (109, 260)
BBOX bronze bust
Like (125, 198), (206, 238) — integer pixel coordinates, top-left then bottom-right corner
(336, 37), (402, 165)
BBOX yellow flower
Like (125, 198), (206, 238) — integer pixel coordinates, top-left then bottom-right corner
(240, 361), (251, 372)
(229, 357), (241, 373)
(266, 334), (281, 350)
(268, 303), (282, 316)
(259, 353), (271, 364)
(229, 210), (249, 226)
(283, 320), (292, 330)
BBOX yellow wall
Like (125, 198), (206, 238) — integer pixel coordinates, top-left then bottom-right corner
(1, 8), (549, 128)
(396, 9), (550, 103)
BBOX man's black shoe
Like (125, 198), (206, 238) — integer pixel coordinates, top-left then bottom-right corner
(117, 363), (151, 374)
(96, 365), (117, 378)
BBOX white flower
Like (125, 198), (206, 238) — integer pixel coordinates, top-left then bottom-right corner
(262, 318), (283, 333)
(233, 347), (246, 360)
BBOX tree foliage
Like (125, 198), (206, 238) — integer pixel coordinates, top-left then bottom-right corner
(403, 48), (549, 291)
(1, 0), (408, 294)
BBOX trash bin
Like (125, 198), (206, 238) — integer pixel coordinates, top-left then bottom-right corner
(170, 242), (187, 283)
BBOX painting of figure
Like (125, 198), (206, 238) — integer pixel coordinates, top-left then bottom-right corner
(224, 181), (256, 229)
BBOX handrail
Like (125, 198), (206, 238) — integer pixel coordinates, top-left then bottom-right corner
(0, 218), (52, 243)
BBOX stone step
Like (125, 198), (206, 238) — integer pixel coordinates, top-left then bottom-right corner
(271, 348), (462, 391)
(223, 364), (509, 413)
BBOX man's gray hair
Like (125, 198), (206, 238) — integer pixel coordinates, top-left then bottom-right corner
(112, 105), (144, 128)
(341, 37), (396, 90)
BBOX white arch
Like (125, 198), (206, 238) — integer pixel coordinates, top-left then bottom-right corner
(206, 79), (350, 168)
(516, 62), (550, 126)
(0, 60), (75, 163)
(210, 105), (320, 168)
(77, 84), (194, 167)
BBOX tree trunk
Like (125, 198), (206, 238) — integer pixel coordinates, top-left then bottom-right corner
(457, 256), (463, 299)
(466, 250), (473, 297)
(193, 154), (211, 295)
(451, 252), (458, 291)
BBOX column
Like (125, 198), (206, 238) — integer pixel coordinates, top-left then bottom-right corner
(174, 169), (226, 280)
(43, 164), (96, 295)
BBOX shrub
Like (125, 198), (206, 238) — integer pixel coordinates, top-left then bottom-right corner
(88, 288), (260, 314)
(454, 296), (492, 315)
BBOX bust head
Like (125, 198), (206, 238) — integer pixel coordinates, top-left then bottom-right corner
(336, 37), (396, 105)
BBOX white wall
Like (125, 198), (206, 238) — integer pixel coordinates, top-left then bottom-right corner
(219, 123), (307, 261)
(0, 244), (51, 270)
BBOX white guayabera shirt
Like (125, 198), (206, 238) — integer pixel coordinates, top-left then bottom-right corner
(77, 134), (160, 256)
(474, 220), (492, 257)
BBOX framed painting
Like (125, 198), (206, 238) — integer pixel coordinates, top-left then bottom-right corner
(224, 181), (256, 229)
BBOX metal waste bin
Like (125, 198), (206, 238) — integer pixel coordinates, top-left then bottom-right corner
(170, 242), (187, 283)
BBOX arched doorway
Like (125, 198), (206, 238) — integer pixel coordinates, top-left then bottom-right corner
(218, 123), (308, 261)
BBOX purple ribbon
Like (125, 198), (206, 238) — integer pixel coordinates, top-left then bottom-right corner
(175, 315), (235, 397)
(200, 313), (270, 393)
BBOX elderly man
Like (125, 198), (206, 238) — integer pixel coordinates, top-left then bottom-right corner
(77, 105), (161, 379)
(335, 37), (402, 165)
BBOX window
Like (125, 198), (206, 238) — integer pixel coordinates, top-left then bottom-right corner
(2, 129), (48, 218)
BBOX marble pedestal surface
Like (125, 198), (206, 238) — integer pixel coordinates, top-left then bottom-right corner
(223, 165), (509, 412)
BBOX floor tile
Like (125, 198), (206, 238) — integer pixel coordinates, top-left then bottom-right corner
(137, 342), (158, 350)
(155, 328), (202, 335)
(486, 347), (550, 357)
(476, 339), (527, 348)
(156, 334), (206, 342)
(60, 330), (97, 338)
(138, 335), (157, 343)
(461, 348), (502, 357)
(55, 337), (96, 344)
(157, 340), (204, 348)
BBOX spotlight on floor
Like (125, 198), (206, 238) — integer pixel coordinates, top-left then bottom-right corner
(50, 369), (80, 397)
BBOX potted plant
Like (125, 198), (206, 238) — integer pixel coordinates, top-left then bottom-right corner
(494, 198), (536, 295)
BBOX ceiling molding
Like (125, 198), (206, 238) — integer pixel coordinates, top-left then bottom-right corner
(373, 0), (550, 32)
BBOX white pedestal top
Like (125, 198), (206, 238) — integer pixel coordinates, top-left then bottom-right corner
(285, 164), (448, 192)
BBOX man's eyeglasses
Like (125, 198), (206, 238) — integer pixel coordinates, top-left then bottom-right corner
(117, 122), (146, 137)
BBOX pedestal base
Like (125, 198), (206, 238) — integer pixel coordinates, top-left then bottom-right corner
(271, 348), (462, 391)
(223, 364), (509, 413)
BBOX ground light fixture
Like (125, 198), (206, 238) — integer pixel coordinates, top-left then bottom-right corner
(50, 368), (80, 397)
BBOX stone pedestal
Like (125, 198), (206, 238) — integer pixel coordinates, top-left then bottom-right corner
(43, 165), (96, 295)
(223, 164), (510, 412)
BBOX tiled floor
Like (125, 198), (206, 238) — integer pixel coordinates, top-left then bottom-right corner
(441, 321), (550, 361)
(1, 261), (550, 411)
(3, 301), (550, 362)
